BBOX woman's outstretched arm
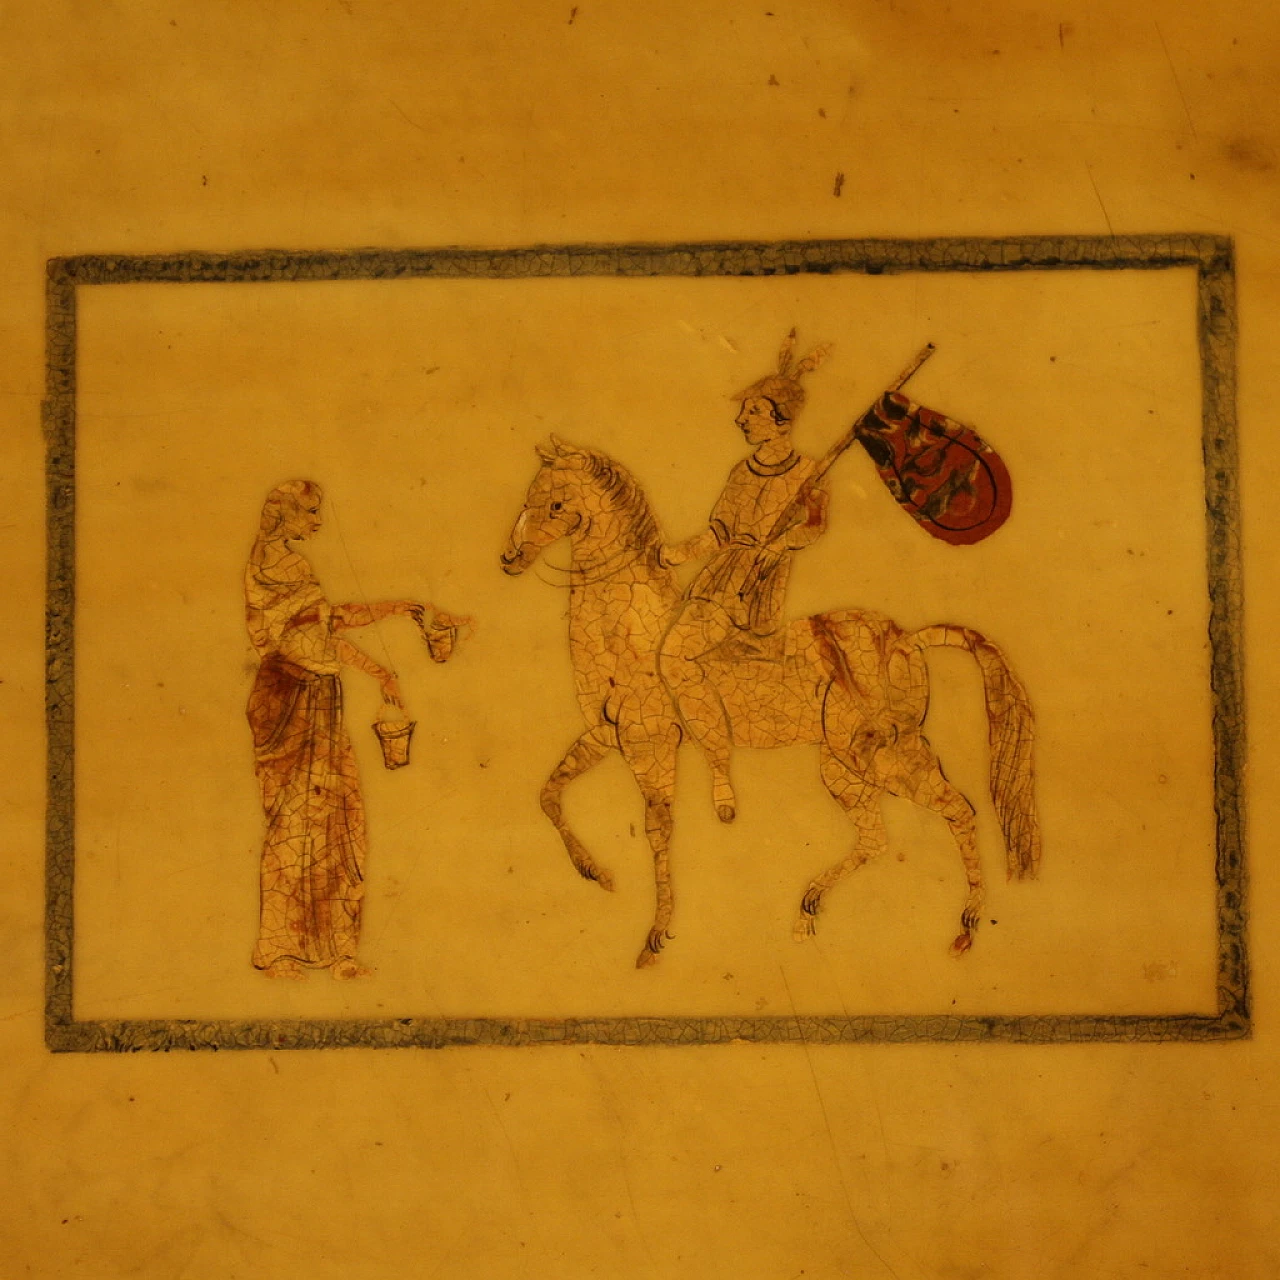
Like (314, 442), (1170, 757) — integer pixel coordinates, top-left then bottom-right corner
(334, 636), (403, 707)
(331, 600), (428, 630)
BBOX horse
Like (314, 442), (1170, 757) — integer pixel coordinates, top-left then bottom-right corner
(500, 435), (1040, 969)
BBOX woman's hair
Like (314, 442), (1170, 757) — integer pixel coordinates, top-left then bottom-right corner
(257, 479), (323, 539)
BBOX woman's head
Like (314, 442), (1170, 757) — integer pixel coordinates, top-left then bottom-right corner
(258, 479), (324, 541)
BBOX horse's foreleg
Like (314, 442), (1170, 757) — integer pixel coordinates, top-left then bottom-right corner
(541, 727), (616, 891)
(620, 724), (679, 969)
(636, 787), (675, 968)
(795, 749), (888, 940)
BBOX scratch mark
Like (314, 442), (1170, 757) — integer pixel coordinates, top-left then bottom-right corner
(1084, 163), (1116, 237)
(585, 1058), (661, 1271)
(1145, 192), (1280, 248)
(778, 966), (902, 1280)
(388, 99), (428, 136)
(833, 171), (845, 197)
(0, 1006), (41, 1023)
(422, 1229), (472, 1280)
(1155, 24), (1197, 140)
(482, 1088), (534, 1212)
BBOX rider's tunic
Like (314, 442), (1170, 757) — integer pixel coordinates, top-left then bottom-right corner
(686, 451), (824, 636)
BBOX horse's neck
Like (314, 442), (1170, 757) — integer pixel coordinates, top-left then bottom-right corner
(568, 506), (656, 577)
(567, 509), (678, 646)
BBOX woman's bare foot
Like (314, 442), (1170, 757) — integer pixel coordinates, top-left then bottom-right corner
(330, 958), (374, 981)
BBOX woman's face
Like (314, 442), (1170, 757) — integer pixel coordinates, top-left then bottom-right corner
(283, 493), (323, 541)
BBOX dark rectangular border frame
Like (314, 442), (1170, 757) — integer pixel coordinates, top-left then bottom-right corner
(44, 234), (1247, 1051)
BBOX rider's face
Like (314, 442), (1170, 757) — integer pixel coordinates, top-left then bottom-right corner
(735, 395), (788, 446)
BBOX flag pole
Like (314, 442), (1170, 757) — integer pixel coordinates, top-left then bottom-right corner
(813, 341), (936, 482)
(762, 341), (936, 546)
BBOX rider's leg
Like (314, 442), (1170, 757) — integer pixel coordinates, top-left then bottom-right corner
(658, 599), (738, 822)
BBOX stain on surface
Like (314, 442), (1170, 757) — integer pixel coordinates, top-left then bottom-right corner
(832, 171), (844, 197)
(1222, 137), (1275, 172)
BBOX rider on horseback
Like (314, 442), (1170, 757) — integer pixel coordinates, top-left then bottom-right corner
(658, 330), (832, 823)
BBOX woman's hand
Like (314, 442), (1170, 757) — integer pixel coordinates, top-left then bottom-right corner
(392, 600), (429, 625)
(380, 672), (405, 708)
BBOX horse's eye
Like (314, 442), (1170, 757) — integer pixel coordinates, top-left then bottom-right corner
(550, 501), (564, 512)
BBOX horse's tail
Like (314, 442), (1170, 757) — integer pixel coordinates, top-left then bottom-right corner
(909, 625), (1041, 880)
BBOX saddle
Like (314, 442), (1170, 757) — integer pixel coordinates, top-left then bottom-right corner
(712, 627), (791, 666)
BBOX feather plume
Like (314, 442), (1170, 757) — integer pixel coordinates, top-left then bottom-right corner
(776, 327), (797, 375)
(792, 342), (832, 378)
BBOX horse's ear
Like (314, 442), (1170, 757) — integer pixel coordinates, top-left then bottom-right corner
(534, 441), (556, 465)
(549, 432), (583, 458)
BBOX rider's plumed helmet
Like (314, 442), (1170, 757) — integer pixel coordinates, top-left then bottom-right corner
(732, 328), (832, 423)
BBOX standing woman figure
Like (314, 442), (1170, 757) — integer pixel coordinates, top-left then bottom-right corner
(245, 480), (423, 980)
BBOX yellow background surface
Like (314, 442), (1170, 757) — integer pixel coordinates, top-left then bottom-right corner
(2, 2), (1276, 1276)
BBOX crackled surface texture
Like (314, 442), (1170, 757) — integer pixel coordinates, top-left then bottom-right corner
(500, 324), (1039, 974)
(46, 237), (1244, 1050)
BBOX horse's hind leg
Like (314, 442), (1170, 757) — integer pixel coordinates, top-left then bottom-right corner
(888, 732), (982, 956)
(541, 727), (616, 891)
(794, 749), (888, 940)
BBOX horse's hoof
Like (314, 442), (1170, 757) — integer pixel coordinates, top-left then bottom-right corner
(792, 916), (816, 942)
(635, 949), (660, 969)
(576, 863), (615, 892)
(712, 774), (736, 823)
(949, 932), (972, 957)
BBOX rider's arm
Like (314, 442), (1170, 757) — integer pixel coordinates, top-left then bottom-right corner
(662, 469), (745, 566)
(659, 527), (721, 567)
(776, 483), (830, 550)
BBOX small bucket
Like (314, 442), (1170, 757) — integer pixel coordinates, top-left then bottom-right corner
(372, 719), (416, 770)
(419, 610), (472, 664)
(425, 619), (457, 664)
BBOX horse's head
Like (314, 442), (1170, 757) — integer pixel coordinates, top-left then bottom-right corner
(500, 435), (590, 576)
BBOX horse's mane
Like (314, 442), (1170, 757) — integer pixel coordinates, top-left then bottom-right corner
(572, 448), (665, 566)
